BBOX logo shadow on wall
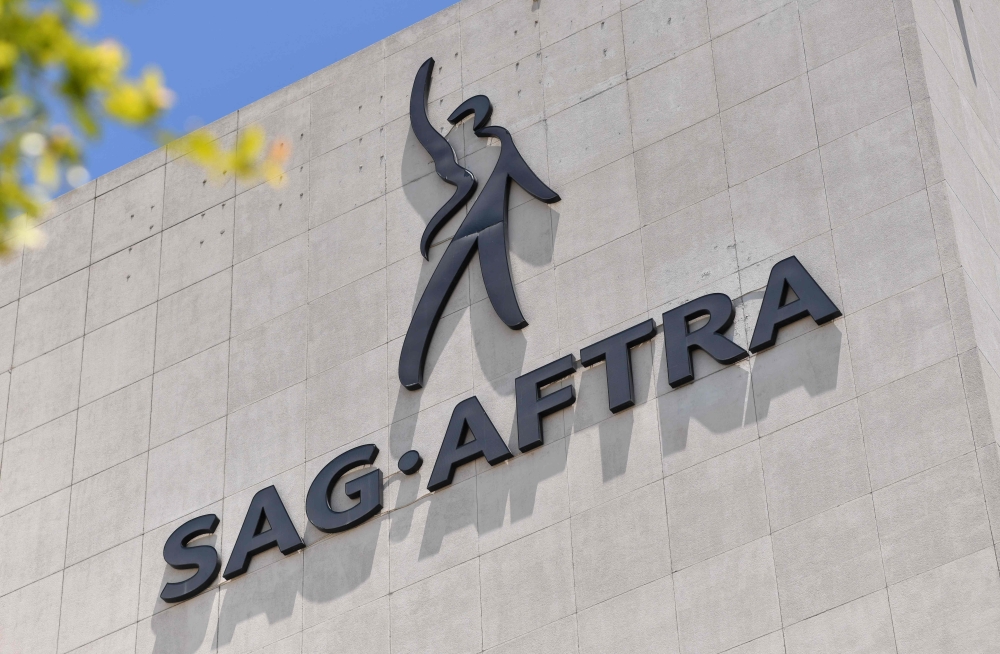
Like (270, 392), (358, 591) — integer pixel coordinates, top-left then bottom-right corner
(389, 56), (562, 553)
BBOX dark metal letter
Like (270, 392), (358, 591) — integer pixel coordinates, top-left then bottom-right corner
(427, 397), (512, 492)
(160, 514), (220, 603)
(223, 485), (304, 580)
(662, 293), (748, 388)
(580, 319), (657, 414)
(306, 444), (384, 534)
(515, 355), (576, 453)
(748, 256), (841, 353)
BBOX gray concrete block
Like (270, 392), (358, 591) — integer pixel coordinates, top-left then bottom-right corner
(750, 321), (857, 436)
(798, 0), (896, 68)
(58, 537), (141, 653)
(387, 308), (474, 421)
(229, 306), (307, 412)
(239, 76), (310, 128)
(306, 346), (388, 458)
(673, 536), (781, 654)
(309, 130), (386, 229)
(65, 453), (146, 565)
(158, 200), (234, 298)
(464, 78), (545, 164)
(476, 437), (570, 553)
(486, 615), (579, 654)
(0, 247), (22, 308)
(783, 590), (896, 654)
(713, 4), (805, 110)
(659, 360), (758, 476)
(6, 338), (81, 439)
(14, 269), (88, 368)
(809, 32), (911, 145)
(833, 191), (940, 314)
(846, 276), (956, 395)
(577, 577), (679, 654)
(565, 382), (662, 514)
(73, 625), (137, 654)
(226, 383), (305, 496)
(74, 376), (151, 482)
(706, 0), (791, 38)
(0, 488), (69, 597)
(721, 75), (817, 185)
(389, 560), (482, 653)
(553, 156), (639, 266)
(136, 589), (218, 654)
(302, 516), (389, 628)
(731, 151), (830, 268)
(144, 419), (225, 531)
(236, 96), (310, 194)
(22, 200), (93, 296)
(820, 108), (925, 228)
(874, 452), (992, 584)
(541, 16), (625, 116)
(665, 442), (769, 570)
(0, 573), (62, 654)
(539, 0), (618, 47)
(86, 234), (160, 332)
(547, 85), (632, 187)
(461, 0), (540, 84)
(80, 305), (156, 406)
(470, 270), (559, 387)
(216, 553), (303, 654)
(154, 268), (231, 372)
(311, 47), (384, 158)
(572, 483), (671, 608)
(232, 234), (307, 337)
(555, 232), (646, 347)
(622, 0), (710, 76)
(234, 163), (309, 264)
(480, 521), (576, 648)
(642, 191), (738, 309)
(309, 271), (387, 377)
(772, 496), (885, 625)
(628, 43), (718, 152)
(44, 180), (95, 223)
(0, 410), (75, 515)
(384, 23), (463, 123)
(96, 146), (166, 196)
(303, 596), (389, 654)
(92, 166), (164, 261)
(389, 476), (478, 591)
(309, 198), (386, 301)
(760, 400), (870, 530)
(635, 117), (728, 225)
(163, 134), (236, 229)
(859, 357), (974, 489)
(888, 547), (1000, 654)
(150, 342), (229, 448)
(960, 348), (1000, 447)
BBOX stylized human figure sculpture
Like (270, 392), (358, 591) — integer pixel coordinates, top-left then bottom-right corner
(399, 58), (561, 390)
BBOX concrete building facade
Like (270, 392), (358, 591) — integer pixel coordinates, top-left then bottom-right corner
(2, 0), (1000, 651)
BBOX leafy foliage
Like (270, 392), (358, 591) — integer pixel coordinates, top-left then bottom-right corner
(0, 0), (288, 254)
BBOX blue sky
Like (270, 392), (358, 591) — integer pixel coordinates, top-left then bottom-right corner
(83, 0), (456, 179)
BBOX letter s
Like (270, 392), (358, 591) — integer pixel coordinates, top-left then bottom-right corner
(160, 514), (221, 603)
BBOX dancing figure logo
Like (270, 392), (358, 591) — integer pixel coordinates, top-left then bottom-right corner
(398, 57), (562, 390)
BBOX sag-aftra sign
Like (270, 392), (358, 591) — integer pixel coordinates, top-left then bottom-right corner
(158, 58), (841, 604)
